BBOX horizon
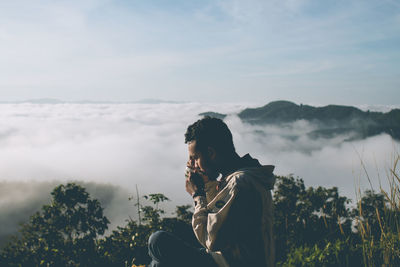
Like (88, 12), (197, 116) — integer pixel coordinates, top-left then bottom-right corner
(1, 98), (399, 114)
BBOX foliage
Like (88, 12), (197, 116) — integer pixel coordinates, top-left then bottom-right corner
(354, 153), (400, 267)
(97, 194), (197, 266)
(278, 239), (362, 267)
(273, 175), (352, 263)
(1, 160), (400, 266)
(1, 183), (109, 266)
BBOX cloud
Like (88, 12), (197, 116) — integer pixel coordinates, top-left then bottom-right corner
(225, 114), (398, 198)
(0, 102), (398, 245)
(0, 103), (248, 204)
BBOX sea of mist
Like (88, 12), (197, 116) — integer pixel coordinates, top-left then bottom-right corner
(0, 102), (398, 244)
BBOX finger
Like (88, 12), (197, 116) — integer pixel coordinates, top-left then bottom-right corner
(187, 159), (195, 168)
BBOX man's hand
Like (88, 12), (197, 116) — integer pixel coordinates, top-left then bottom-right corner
(185, 173), (197, 197)
(185, 160), (210, 197)
(185, 170), (207, 197)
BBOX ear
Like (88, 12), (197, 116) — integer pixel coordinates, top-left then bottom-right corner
(207, 146), (217, 160)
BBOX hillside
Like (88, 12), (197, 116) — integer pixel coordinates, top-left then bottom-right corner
(200, 101), (400, 140)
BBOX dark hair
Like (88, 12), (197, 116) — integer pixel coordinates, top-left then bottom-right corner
(185, 117), (235, 155)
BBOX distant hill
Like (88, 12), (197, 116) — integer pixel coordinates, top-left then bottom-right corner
(200, 100), (400, 140)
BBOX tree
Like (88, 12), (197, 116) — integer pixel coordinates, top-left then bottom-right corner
(273, 176), (352, 263)
(98, 193), (199, 266)
(1, 183), (109, 266)
(175, 205), (193, 224)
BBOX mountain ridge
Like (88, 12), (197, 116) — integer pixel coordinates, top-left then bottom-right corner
(200, 100), (400, 140)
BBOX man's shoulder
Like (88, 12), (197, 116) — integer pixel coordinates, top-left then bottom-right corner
(224, 168), (257, 188)
(228, 165), (273, 179)
(225, 165), (275, 191)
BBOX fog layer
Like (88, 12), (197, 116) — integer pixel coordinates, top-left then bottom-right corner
(0, 103), (398, 243)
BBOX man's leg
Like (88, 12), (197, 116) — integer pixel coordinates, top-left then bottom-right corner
(148, 231), (218, 267)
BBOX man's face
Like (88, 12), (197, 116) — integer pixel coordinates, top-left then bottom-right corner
(188, 141), (219, 179)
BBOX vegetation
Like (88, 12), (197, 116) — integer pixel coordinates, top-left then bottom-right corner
(0, 183), (109, 266)
(1, 153), (399, 266)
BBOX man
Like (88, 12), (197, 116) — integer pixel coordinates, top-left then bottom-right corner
(148, 117), (275, 267)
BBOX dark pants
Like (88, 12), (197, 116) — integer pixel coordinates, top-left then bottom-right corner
(148, 231), (218, 267)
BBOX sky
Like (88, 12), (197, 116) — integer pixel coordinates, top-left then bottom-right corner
(0, 0), (399, 104)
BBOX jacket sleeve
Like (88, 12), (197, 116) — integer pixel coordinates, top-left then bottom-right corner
(192, 178), (239, 251)
(205, 180), (219, 203)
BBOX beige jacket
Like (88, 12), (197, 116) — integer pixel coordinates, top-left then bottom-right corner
(193, 160), (275, 267)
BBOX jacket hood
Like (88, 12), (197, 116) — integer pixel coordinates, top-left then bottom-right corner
(239, 154), (275, 190)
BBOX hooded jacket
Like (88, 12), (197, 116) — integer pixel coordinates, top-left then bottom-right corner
(192, 154), (275, 267)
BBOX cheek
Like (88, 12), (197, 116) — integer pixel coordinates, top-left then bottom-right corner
(199, 157), (211, 171)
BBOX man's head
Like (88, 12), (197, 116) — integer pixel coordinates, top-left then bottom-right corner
(185, 117), (236, 179)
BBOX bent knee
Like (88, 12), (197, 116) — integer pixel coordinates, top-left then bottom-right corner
(148, 230), (169, 248)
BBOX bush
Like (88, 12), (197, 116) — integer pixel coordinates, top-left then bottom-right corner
(278, 239), (362, 267)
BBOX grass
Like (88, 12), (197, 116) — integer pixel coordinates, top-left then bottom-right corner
(356, 150), (400, 267)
